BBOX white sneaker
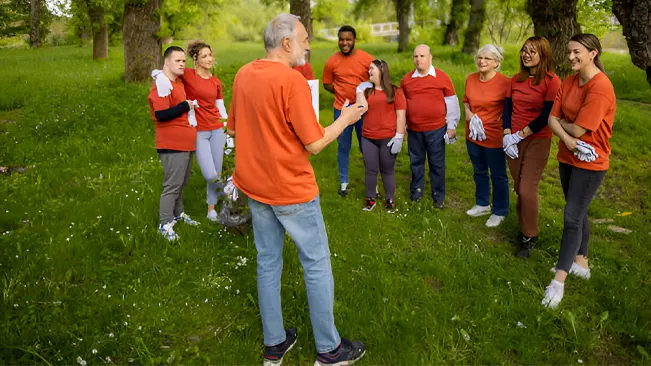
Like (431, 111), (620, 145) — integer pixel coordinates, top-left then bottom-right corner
(158, 221), (179, 242)
(542, 280), (564, 309)
(466, 205), (491, 217)
(550, 263), (591, 280)
(206, 209), (218, 222)
(485, 214), (505, 227)
(174, 212), (200, 226)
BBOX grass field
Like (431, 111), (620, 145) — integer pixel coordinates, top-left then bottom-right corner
(1, 41), (650, 364)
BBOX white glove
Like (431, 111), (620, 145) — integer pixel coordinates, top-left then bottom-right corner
(216, 99), (228, 119)
(188, 100), (199, 127)
(504, 144), (519, 159)
(223, 177), (238, 201)
(387, 133), (404, 154)
(226, 136), (235, 149)
(469, 114), (486, 141)
(444, 131), (457, 144)
(575, 141), (598, 160)
(356, 81), (373, 94)
(503, 132), (523, 149)
(151, 69), (173, 98)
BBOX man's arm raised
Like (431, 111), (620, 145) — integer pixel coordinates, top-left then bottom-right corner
(306, 100), (366, 155)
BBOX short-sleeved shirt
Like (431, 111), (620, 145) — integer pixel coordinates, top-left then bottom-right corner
(463, 72), (511, 148)
(362, 87), (407, 140)
(400, 68), (456, 132)
(508, 72), (561, 139)
(228, 59), (325, 205)
(551, 72), (616, 171)
(322, 49), (374, 110)
(293, 62), (315, 80)
(147, 77), (196, 151)
(180, 68), (225, 131)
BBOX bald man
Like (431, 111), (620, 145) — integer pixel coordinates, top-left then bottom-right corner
(400, 44), (460, 208)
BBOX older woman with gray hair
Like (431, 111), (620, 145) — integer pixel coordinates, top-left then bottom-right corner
(462, 44), (511, 227)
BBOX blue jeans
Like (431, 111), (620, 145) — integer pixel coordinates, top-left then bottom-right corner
(466, 140), (510, 216)
(248, 196), (341, 353)
(334, 108), (364, 184)
(407, 126), (446, 203)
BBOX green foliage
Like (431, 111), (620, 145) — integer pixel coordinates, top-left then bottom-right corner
(0, 0), (53, 42)
(159, 0), (204, 38)
(484, 0), (532, 46)
(577, 0), (618, 38)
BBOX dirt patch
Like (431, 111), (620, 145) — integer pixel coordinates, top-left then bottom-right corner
(0, 166), (27, 176)
(0, 119), (16, 124)
(424, 276), (444, 292)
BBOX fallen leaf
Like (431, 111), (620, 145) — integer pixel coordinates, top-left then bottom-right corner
(616, 212), (633, 217)
(608, 225), (632, 234)
(592, 218), (615, 224)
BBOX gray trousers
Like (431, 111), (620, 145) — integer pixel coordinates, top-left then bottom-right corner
(361, 136), (397, 199)
(159, 151), (194, 225)
(196, 129), (226, 206)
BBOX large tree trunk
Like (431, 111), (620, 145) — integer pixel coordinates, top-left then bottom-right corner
(123, 0), (162, 83)
(462, 0), (486, 54)
(526, 0), (580, 77)
(612, 0), (651, 85)
(443, 0), (466, 46)
(29, 0), (41, 48)
(89, 4), (108, 60)
(395, 0), (411, 52)
(290, 0), (312, 62)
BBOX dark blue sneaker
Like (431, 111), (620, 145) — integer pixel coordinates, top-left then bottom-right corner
(314, 338), (366, 365)
(263, 328), (297, 366)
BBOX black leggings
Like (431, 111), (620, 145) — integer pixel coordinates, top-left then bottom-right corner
(361, 137), (397, 199)
(556, 162), (607, 272)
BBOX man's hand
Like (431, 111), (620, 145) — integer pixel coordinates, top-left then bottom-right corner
(340, 99), (366, 124)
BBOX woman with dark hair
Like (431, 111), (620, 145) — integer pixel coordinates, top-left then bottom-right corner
(502, 36), (561, 258)
(542, 34), (616, 309)
(355, 59), (407, 212)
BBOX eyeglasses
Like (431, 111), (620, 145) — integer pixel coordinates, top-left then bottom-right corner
(520, 49), (538, 57)
(476, 56), (496, 62)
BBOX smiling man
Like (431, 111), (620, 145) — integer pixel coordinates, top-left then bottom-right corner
(322, 25), (374, 197)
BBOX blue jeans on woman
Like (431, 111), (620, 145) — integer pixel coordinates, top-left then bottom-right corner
(334, 108), (364, 185)
(248, 195), (341, 353)
(466, 140), (509, 216)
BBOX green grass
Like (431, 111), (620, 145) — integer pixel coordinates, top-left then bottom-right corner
(1, 42), (650, 364)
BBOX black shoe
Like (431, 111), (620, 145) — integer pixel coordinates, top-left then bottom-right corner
(385, 198), (396, 213)
(263, 328), (297, 365)
(515, 236), (537, 258)
(362, 197), (376, 211)
(434, 200), (445, 209)
(510, 232), (524, 246)
(338, 187), (348, 197)
(315, 338), (366, 365)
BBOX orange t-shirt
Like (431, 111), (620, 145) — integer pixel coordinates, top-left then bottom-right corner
(180, 68), (225, 131)
(322, 49), (374, 109)
(228, 60), (325, 205)
(463, 72), (510, 148)
(148, 77), (197, 151)
(362, 87), (407, 140)
(551, 72), (616, 171)
(293, 62), (315, 80)
(508, 72), (561, 139)
(400, 68), (456, 132)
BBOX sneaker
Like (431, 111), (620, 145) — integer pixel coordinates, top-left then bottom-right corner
(466, 205), (491, 217)
(206, 209), (218, 222)
(385, 198), (396, 213)
(263, 328), (298, 366)
(433, 200), (444, 209)
(362, 198), (376, 211)
(542, 280), (565, 309)
(338, 183), (348, 198)
(515, 235), (537, 258)
(510, 233), (523, 246)
(551, 263), (591, 280)
(314, 338), (366, 366)
(485, 214), (505, 227)
(158, 221), (179, 242)
(175, 212), (200, 226)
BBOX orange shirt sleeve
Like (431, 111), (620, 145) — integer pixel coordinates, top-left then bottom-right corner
(287, 79), (325, 145)
(395, 88), (407, 110)
(462, 76), (470, 103)
(573, 90), (612, 132)
(149, 88), (173, 113)
(322, 57), (335, 85)
(545, 75), (561, 101)
(441, 72), (456, 97)
(550, 81), (565, 119)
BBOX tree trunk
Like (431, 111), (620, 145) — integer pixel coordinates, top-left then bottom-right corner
(123, 0), (162, 83)
(290, 0), (312, 62)
(395, 0), (411, 52)
(443, 0), (466, 46)
(29, 0), (40, 48)
(612, 0), (651, 85)
(526, 0), (580, 77)
(89, 4), (108, 60)
(462, 0), (487, 54)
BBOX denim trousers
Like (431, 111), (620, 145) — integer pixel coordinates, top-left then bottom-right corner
(334, 108), (364, 184)
(407, 126), (446, 204)
(466, 140), (510, 216)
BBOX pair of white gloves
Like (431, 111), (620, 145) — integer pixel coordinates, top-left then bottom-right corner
(503, 132), (523, 159)
(223, 176), (239, 201)
(574, 140), (599, 162)
(503, 129), (599, 163)
(468, 114), (486, 141)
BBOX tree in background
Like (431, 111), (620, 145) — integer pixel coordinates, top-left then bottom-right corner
(486, 0), (532, 45)
(159, 0), (202, 41)
(29, 0), (40, 47)
(394, 0), (411, 52)
(443, 0), (467, 46)
(461, 0), (486, 54)
(123, 0), (162, 83)
(0, 0), (51, 44)
(612, 0), (651, 84)
(290, 0), (312, 39)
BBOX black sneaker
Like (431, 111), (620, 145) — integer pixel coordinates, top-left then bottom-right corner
(434, 200), (445, 209)
(362, 197), (376, 211)
(263, 328), (297, 366)
(385, 198), (396, 213)
(510, 232), (524, 246)
(315, 338), (366, 365)
(338, 187), (348, 197)
(515, 236), (537, 258)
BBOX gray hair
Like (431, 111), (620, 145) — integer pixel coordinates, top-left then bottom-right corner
(476, 44), (504, 71)
(264, 13), (300, 51)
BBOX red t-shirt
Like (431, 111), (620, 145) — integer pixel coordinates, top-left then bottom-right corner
(362, 87), (407, 140)
(180, 68), (225, 131)
(551, 72), (616, 171)
(400, 68), (456, 132)
(323, 49), (374, 109)
(293, 62), (315, 80)
(147, 77), (196, 151)
(508, 72), (561, 139)
(463, 72), (511, 148)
